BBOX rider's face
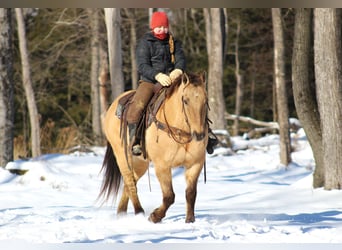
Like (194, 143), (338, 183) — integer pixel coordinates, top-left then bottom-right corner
(153, 26), (168, 34)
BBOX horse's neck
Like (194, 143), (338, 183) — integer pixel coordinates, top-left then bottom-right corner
(160, 89), (188, 130)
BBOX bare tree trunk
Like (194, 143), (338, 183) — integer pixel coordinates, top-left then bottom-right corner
(98, 44), (110, 136)
(250, 52), (256, 119)
(124, 8), (138, 89)
(148, 8), (153, 24)
(204, 8), (226, 130)
(104, 8), (124, 100)
(272, 8), (292, 166)
(88, 8), (103, 145)
(222, 8), (229, 58)
(292, 8), (324, 188)
(15, 8), (41, 158)
(233, 17), (243, 136)
(0, 8), (14, 167)
(314, 8), (342, 190)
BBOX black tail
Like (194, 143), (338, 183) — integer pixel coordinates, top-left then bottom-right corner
(97, 142), (122, 204)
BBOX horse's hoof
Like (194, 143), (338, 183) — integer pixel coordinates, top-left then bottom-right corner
(148, 212), (162, 223)
(185, 216), (195, 223)
(117, 212), (127, 219)
(135, 208), (145, 215)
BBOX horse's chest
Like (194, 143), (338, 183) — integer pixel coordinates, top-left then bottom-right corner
(171, 143), (205, 165)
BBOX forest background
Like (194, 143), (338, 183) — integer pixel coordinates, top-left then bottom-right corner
(7, 8), (294, 155)
(1, 8), (341, 190)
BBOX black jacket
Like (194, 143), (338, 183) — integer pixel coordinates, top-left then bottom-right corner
(136, 32), (186, 83)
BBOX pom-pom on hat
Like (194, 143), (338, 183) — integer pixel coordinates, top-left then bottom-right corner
(150, 11), (169, 29)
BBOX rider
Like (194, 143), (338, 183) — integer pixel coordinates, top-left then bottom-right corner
(126, 11), (218, 156)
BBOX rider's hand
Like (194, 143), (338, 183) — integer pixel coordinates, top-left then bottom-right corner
(169, 69), (183, 82)
(155, 73), (172, 86)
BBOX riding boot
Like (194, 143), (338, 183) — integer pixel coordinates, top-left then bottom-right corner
(126, 81), (155, 156)
(128, 123), (142, 156)
(206, 128), (219, 154)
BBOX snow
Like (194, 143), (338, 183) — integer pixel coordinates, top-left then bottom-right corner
(1, 128), (342, 245)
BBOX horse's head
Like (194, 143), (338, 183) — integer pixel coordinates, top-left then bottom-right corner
(173, 72), (208, 141)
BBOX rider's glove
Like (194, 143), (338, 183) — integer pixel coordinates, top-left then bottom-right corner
(155, 73), (172, 86)
(169, 69), (183, 82)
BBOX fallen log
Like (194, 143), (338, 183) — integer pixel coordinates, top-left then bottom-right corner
(225, 113), (302, 139)
(225, 113), (279, 129)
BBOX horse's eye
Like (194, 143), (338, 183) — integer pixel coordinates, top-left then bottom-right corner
(183, 98), (189, 105)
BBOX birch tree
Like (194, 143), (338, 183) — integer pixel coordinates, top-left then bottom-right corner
(15, 8), (41, 157)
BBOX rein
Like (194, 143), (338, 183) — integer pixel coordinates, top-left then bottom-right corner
(152, 90), (206, 145)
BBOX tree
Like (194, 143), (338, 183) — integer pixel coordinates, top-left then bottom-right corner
(15, 8), (41, 157)
(88, 8), (103, 145)
(293, 8), (342, 189)
(232, 16), (243, 136)
(104, 8), (124, 100)
(271, 8), (291, 166)
(7, 9), (300, 155)
(314, 8), (342, 189)
(292, 8), (324, 187)
(204, 8), (226, 130)
(124, 8), (138, 90)
(0, 8), (14, 167)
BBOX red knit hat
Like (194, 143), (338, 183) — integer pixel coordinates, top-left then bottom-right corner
(150, 12), (169, 29)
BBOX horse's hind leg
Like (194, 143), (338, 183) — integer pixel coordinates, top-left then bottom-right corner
(117, 185), (129, 216)
(115, 157), (145, 215)
(117, 157), (150, 216)
(149, 166), (175, 223)
(121, 174), (145, 215)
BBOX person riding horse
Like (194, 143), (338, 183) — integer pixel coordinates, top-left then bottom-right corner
(126, 11), (218, 156)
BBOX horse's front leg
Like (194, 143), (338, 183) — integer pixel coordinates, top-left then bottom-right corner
(184, 164), (202, 223)
(149, 166), (175, 223)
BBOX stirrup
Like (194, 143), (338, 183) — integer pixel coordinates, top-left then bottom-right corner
(132, 144), (142, 156)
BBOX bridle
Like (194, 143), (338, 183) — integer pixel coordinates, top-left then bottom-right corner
(153, 85), (207, 145)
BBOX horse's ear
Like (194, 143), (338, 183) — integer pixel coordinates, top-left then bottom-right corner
(182, 72), (190, 85)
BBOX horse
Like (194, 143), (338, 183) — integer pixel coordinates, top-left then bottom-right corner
(98, 72), (208, 223)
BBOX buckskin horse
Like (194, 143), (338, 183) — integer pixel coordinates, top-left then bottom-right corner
(98, 72), (208, 223)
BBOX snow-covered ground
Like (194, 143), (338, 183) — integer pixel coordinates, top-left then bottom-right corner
(1, 128), (342, 244)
